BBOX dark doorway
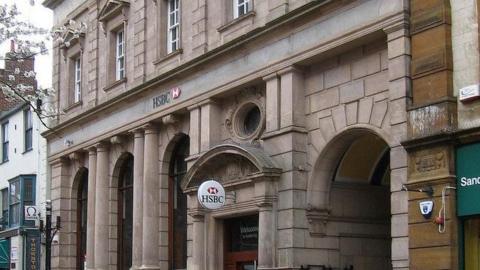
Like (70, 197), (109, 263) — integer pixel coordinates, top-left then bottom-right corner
(224, 214), (259, 270)
(76, 169), (88, 270)
(117, 154), (133, 270)
(169, 136), (189, 269)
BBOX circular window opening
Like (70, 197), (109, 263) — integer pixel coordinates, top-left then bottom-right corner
(233, 102), (263, 139)
(243, 106), (261, 136)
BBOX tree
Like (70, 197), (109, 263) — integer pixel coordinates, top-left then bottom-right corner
(0, 2), (86, 129)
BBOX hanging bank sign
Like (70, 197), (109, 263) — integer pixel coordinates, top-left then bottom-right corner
(197, 180), (226, 210)
(456, 142), (480, 216)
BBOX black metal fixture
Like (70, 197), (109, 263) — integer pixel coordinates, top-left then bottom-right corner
(402, 184), (434, 197)
(39, 200), (61, 270)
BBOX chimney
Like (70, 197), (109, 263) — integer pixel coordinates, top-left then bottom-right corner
(10, 40), (15, 52)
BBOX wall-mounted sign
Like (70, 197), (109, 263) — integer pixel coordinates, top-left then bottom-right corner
(457, 143), (480, 216)
(26, 232), (41, 270)
(152, 87), (181, 109)
(419, 201), (434, 219)
(459, 84), (480, 102)
(197, 180), (225, 210)
(25, 206), (40, 221)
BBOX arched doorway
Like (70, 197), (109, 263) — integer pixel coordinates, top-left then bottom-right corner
(330, 134), (391, 269)
(74, 168), (88, 270)
(168, 135), (189, 269)
(117, 154), (133, 270)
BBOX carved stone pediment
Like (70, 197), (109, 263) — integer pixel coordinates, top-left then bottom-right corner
(98, 0), (130, 22)
(189, 153), (259, 188)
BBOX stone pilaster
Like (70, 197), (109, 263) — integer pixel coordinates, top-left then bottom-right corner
(199, 99), (221, 152)
(132, 129), (145, 269)
(192, 0), (207, 56)
(189, 208), (205, 270)
(255, 178), (277, 269)
(94, 142), (110, 270)
(50, 157), (73, 269)
(141, 124), (160, 269)
(86, 147), (97, 269)
(384, 21), (411, 270)
(133, 0), (146, 83)
(262, 66), (307, 269)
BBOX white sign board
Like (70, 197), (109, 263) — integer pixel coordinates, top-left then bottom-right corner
(24, 206), (40, 221)
(459, 84), (480, 102)
(197, 180), (226, 210)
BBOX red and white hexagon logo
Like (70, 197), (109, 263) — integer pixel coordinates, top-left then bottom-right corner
(198, 180), (225, 210)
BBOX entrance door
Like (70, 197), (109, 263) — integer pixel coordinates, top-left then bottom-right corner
(224, 215), (258, 270)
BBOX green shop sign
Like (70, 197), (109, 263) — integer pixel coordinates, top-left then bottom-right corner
(457, 142), (480, 217)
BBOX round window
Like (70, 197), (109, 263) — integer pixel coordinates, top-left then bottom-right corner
(233, 102), (263, 140)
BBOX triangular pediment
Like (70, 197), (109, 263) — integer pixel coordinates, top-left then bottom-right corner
(98, 0), (130, 22)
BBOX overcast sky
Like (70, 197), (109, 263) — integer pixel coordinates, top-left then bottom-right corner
(0, 0), (53, 89)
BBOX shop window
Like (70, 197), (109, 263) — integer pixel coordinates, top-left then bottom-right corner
(224, 214), (258, 270)
(24, 109), (33, 152)
(117, 154), (133, 270)
(1, 122), (8, 163)
(168, 136), (189, 269)
(8, 176), (35, 228)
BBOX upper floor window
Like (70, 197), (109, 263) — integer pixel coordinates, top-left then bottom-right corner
(1, 123), (8, 163)
(9, 176), (35, 228)
(115, 29), (125, 81)
(24, 109), (33, 152)
(167, 0), (180, 54)
(74, 57), (82, 103)
(0, 189), (8, 229)
(233, 0), (251, 18)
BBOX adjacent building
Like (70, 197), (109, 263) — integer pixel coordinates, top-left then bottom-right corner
(41, 0), (480, 269)
(0, 45), (46, 270)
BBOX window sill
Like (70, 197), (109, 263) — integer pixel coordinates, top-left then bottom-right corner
(63, 100), (83, 113)
(0, 159), (8, 165)
(217, 11), (256, 33)
(103, 77), (127, 92)
(153, 49), (183, 66)
(22, 148), (32, 155)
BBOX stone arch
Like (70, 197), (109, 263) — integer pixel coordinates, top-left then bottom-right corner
(307, 126), (394, 212)
(160, 132), (190, 176)
(182, 144), (282, 190)
(70, 166), (89, 269)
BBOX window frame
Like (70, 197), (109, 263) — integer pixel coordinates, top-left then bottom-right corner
(73, 56), (82, 103)
(115, 29), (126, 81)
(167, 0), (180, 54)
(233, 0), (251, 19)
(24, 109), (33, 152)
(1, 122), (9, 163)
(0, 188), (8, 229)
(8, 176), (36, 228)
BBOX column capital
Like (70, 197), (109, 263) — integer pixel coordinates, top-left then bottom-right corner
(188, 208), (206, 220)
(50, 156), (70, 167)
(277, 65), (304, 76)
(383, 21), (409, 37)
(141, 123), (159, 134)
(262, 72), (278, 81)
(94, 141), (110, 152)
(86, 145), (97, 154)
(110, 135), (126, 145)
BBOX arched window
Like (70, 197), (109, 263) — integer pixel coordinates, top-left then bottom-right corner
(169, 136), (189, 269)
(76, 169), (88, 270)
(117, 154), (133, 270)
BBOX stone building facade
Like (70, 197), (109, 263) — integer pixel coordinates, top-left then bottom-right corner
(41, 0), (476, 269)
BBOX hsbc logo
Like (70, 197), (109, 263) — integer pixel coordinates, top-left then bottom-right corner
(152, 87), (182, 109)
(198, 180), (225, 210)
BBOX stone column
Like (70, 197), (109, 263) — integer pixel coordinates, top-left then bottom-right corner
(132, 129), (145, 269)
(255, 178), (276, 269)
(141, 125), (160, 269)
(86, 147), (97, 270)
(190, 209), (205, 270)
(94, 142), (110, 270)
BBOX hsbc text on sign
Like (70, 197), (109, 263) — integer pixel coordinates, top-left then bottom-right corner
(152, 87), (181, 109)
(197, 180), (226, 210)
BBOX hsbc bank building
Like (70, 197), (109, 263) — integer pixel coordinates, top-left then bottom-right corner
(40, 0), (466, 269)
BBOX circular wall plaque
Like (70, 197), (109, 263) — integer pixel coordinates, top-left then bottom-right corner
(197, 180), (226, 210)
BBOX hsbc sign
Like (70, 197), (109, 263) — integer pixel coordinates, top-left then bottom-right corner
(152, 87), (181, 109)
(197, 180), (226, 210)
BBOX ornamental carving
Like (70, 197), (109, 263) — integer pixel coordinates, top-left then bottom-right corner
(414, 152), (445, 173)
(408, 146), (453, 183)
